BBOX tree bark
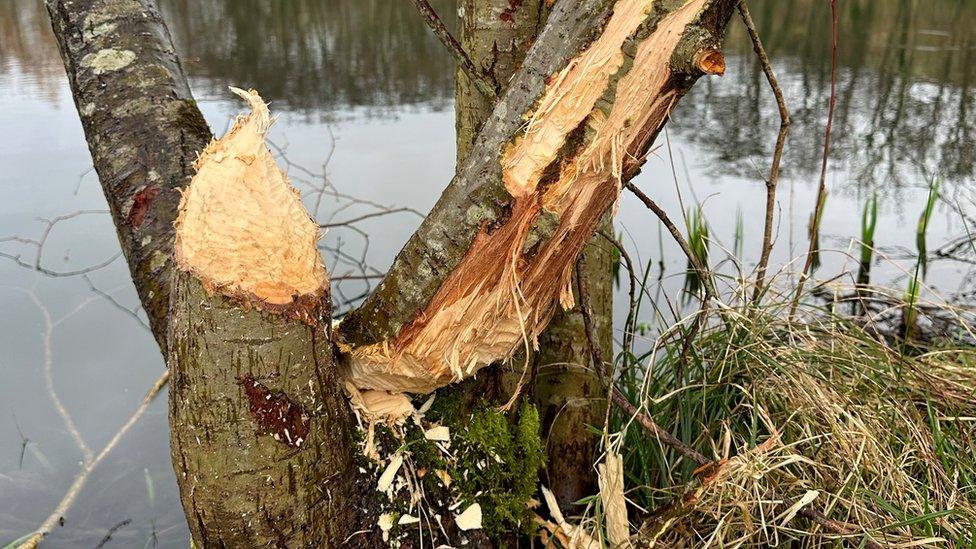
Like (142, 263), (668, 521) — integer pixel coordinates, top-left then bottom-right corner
(46, 0), (212, 348)
(453, 0), (612, 513)
(166, 89), (377, 547)
(168, 275), (373, 547)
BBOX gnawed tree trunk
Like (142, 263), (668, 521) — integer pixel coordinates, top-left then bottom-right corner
(166, 90), (376, 546)
(453, 0), (612, 512)
(338, 0), (734, 397)
(48, 0), (735, 544)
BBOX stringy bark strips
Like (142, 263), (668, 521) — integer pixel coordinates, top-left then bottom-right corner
(343, 0), (713, 394)
(173, 88), (328, 312)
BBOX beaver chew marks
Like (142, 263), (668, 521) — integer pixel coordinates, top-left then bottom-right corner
(173, 88), (327, 306)
(342, 0), (713, 395)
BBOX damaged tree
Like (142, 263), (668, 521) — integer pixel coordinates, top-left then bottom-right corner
(47, 0), (735, 545)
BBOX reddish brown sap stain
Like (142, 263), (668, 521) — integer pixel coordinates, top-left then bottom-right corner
(500, 0), (523, 23)
(238, 375), (310, 448)
(128, 184), (159, 229)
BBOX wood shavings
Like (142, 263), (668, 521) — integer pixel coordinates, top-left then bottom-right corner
(344, 382), (415, 423)
(377, 454), (404, 494)
(424, 425), (451, 442)
(598, 450), (631, 547)
(542, 486), (599, 548)
(435, 469), (452, 488)
(454, 503), (483, 531)
(378, 513), (394, 542)
(398, 514), (421, 526)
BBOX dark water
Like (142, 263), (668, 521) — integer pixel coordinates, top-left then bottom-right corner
(0, 1), (974, 546)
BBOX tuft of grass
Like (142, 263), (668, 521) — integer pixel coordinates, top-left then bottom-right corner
(916, 179), (940, 279)
(857, 192), (878, 286)
(733, 205), (744, 261)
(683, 206), (710, 300)
(808, 192), (828, 273)
(613, 291), (976, 547)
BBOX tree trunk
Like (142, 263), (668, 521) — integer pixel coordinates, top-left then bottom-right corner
(48, 0), (736, 544)
(166, 89), (377, 546)
(46, 0), (212, 348)
(453, 0), (612, 513)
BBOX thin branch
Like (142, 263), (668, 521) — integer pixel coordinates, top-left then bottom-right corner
(409, 0), (499, 100)
(320, 207), (420, 229)
(738, 0), (791, 303)
(19, 370), (170, 548)
(598, 230), (638, 358)
(623, 181), (717, 301)
(791, 0), (839, 317)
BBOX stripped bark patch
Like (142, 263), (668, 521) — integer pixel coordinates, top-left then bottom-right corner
(343, 0), (718, 397)
(238, 375), (310, 448)
(127, 184), (159, 229)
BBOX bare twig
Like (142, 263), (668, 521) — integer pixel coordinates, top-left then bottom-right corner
(320, 207), (419, 229)
(791, 0), (839, 317)
(598, 230), (638, 358)
(575, 254), (606, 379)
(22, 289), (93, 462)
(19, 370), (170, 548)
(624, 182), (717, 301)
(0, 210), (121, 278)
(409, 0), (499, 100)
(738, 0), (791, 303)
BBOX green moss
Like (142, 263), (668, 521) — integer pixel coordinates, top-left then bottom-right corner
(427, 398), (545, 538)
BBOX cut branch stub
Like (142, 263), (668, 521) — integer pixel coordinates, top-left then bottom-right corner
(168, 90), (375, 546)
(340, 0), (736, 394)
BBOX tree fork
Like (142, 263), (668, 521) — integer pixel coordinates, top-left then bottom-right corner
(339, 0), (736, 397)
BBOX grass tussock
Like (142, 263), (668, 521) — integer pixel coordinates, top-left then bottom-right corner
(615, 297), (976, 547)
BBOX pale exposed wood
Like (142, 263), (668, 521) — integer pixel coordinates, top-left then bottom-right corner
(174, 88), (327, 308)
(342, 0), (733, 395)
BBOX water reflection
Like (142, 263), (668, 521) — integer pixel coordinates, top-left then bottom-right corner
(678, 0), (976, 194)
(160, 0), (457, 114)
(4, 0), (972, 185)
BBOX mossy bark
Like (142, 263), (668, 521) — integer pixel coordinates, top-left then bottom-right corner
(46, 0), (212, 348)
(168, 273), (377, 547)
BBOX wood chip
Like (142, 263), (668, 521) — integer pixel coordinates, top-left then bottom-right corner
(377, 454), (403, 494)
(598, 450), (631, 548)
(454, 503), (483, 531)
(424, 425), (450, 442)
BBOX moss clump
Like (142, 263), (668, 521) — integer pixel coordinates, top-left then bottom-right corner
(427, 397), (545, 537)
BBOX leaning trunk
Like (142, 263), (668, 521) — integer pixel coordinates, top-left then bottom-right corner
(453, 0), (612, 512)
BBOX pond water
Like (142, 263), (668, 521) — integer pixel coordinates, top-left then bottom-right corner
(1, 0), (974, 546)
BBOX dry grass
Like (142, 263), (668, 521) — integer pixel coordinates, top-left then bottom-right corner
(612, 289), (976, 547)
